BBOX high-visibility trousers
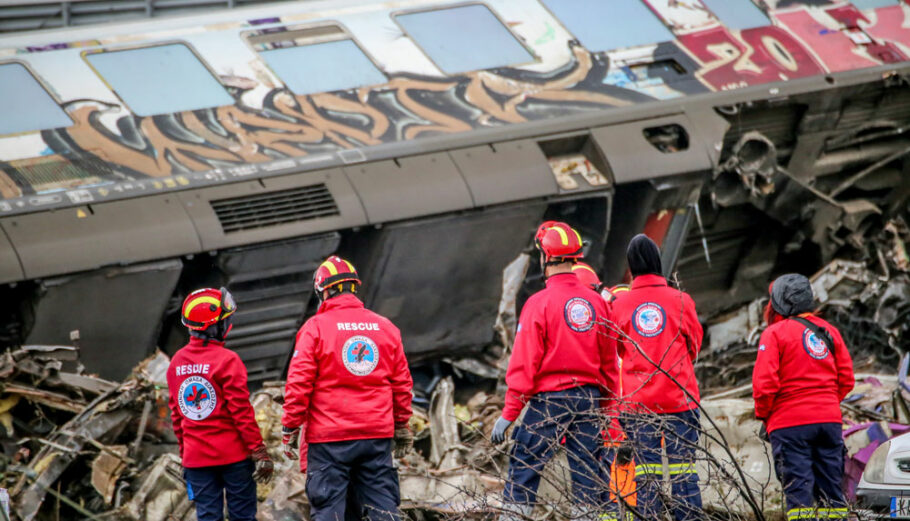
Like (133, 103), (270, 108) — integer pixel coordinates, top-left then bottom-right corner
(623, 409), (703, 521)
(769, 422), (848, 520)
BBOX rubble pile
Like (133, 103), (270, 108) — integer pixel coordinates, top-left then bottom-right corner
(0, 347), (187, 521)
(693, 221), (910, 513)
(4, 232), (910, 520)
(699, 223), (910, 393)
(0, 343), (508, 521)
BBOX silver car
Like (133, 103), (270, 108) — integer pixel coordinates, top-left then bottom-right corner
(857, 432), (910, 518)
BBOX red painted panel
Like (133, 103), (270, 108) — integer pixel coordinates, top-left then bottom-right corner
(677, 24), (823, 91)
(775, 10), (879, 71)
(862, 5), (910, 61)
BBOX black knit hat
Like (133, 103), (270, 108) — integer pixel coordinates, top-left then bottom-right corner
(627, 234), (662, 277)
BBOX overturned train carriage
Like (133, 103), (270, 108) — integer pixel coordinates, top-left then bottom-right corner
(0, 0), (909, 383)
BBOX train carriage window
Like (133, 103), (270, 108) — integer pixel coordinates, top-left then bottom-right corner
(0, 63), (72, 136)
(250, 26), (386, 95)
(84, 43), (233, 117)
(394, 4), (534, 74)
(541, 0), (674, 52)
(851, 0), (899, 8)
(700, 0), (770, 30)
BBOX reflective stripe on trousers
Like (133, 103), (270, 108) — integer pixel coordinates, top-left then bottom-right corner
(633, 462), (696, 478)
(786, 507), (848, 519)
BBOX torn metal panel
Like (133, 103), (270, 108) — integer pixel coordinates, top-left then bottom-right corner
(704, 298), (765, 353)
(91, 445), (129, 505)
(11, 351), (172, 521)
(429, 377), (463, 471)
(115, 454), (194, 521)
(443, 357), (500, 380)
(493, 253), (531, 353)
(2, 383), (85, 413)
(53, 373), (118, 395)
(811, 259), (876, 306)
(13, 407), (134, 521)
(357, 204), (547, 362)
(24, 260), (183, 381)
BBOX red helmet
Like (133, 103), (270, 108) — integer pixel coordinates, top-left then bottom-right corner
(182, 287), (236, 331)
(605, 284), (630, 303)
(571, 262), (602, 291)
(535, 221), (584, 260)
(314, 255), (361, 293)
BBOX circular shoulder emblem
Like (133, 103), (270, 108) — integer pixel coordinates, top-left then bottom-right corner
(802, 328), (829, 360)
(564, 297), (596, 333)
(632, 302), (666, 338)
(178, 376), (217, 421)
(342, 336), (380, 376)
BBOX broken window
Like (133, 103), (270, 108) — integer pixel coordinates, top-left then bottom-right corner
(394, 4), (534, 74)
(538, 134), (611, 190)
(700, 0), (770, 31)
(541, 0), (674, 52)
(248, 25), (387, 95)
(0, 63), (72, 136)
(643, 123), (690, 153)
(84, 43), (233, 117)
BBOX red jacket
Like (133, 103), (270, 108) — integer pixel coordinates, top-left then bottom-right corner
(503, 273), (619, 422)
(752, 314), (854, 433)
(611, 274), (703, 414)
(282, 294), (413, 445)
(166, 337), (264, 468)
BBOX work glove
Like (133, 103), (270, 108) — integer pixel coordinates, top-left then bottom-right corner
(251, 445), (274, 484)
(759, 423), (770, 443)
(491, 416), (513, 445)
(282, 426), (300, 461)
(392, 424), (413, 458)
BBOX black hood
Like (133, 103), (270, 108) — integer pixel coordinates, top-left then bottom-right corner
(770, 273), (815, 317)
(627, 234), (662, 277)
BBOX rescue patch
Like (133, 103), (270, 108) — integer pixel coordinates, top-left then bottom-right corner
(342, 336), (379, 376)
(564, 297), (595, 332)
(802, 328), (829, 360)
(178, 376), (217, 421)
(632, 302), (666, 338)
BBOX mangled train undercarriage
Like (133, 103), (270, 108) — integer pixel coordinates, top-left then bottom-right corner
(0, 66), (909, 390)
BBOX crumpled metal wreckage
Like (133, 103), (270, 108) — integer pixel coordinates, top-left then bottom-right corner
(5, 250), (910, 521)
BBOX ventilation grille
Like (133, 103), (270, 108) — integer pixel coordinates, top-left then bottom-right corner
(211, 184), (339, 233)
(9, 156), (115, 192)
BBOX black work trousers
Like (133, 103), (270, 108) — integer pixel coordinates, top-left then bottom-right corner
(307, 438), (400, 521)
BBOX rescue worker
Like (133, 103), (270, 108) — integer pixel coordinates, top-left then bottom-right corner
(753, 274), (854, 521)
(167, 287), (273, 521)
(572, 262), (605, 294)
(491, 221), (620, 519)
(570, 262), (635, 515)
(610, 234), (703, 521)
(282, 256), (414, 521)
